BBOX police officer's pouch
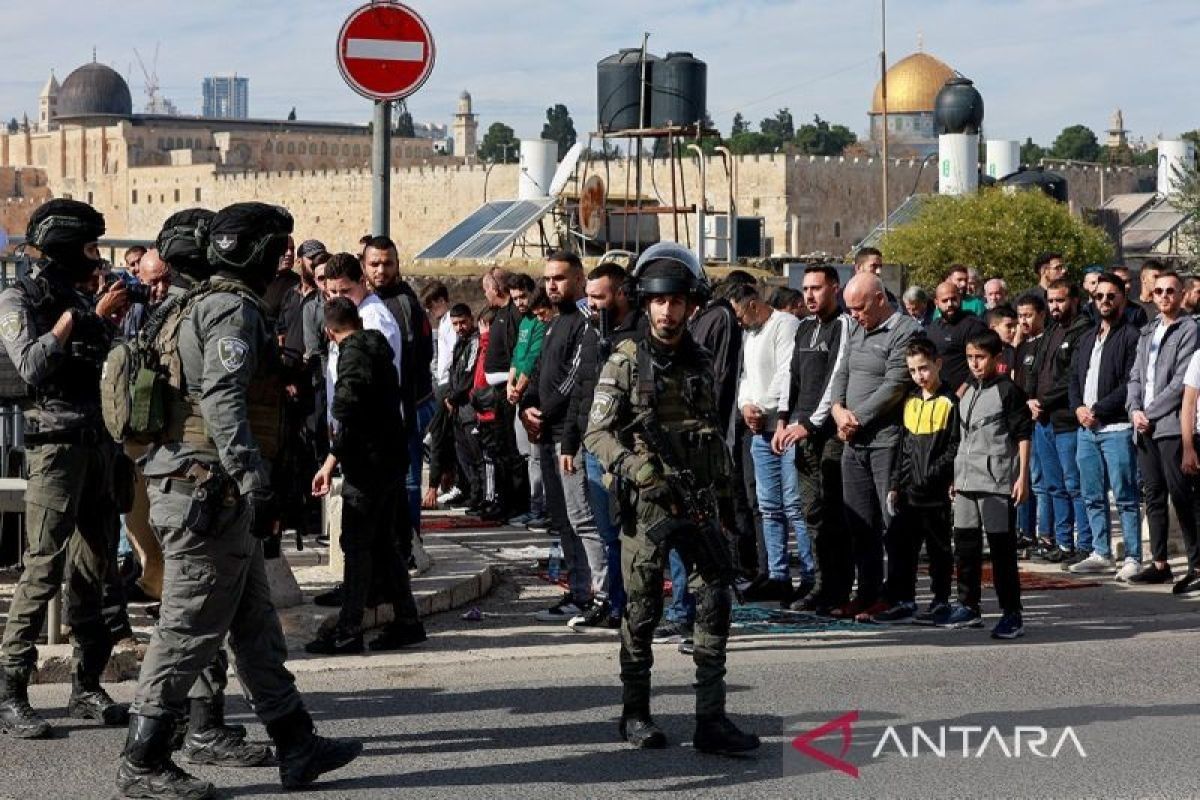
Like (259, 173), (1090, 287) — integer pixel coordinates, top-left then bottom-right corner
(182, 463), (237, 537)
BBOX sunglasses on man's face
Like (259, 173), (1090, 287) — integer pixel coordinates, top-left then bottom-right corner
(1093, 292), (1120, 302)
(1153, 287), (1178, 296)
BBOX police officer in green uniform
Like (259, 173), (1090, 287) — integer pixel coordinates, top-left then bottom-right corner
(155, 209), (275, 770)
(0, 199), (131, 738)
(583, 243), (760, 755)
(116, 203), (360, 800)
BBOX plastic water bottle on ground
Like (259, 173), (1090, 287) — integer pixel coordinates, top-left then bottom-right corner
(548, 539), (563, 582)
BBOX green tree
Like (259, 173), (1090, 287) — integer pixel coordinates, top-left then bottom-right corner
(880, 188), (1113, 291)
(794, 115), (857, 156)
(1171, 164), (1200, 260)
(726, 131), (777, 155)
(393, 100), (415, 137)
(759, 108), (794, 143)
(477, 122), (519, 163)
(287, 106), (297, 121)
(1020, 137), (1045, 164)
(541, 104), (577, 159)
(5, 118), (16, 134)
(1050, 124), (1100, 162)
(731, 112), (749, 136)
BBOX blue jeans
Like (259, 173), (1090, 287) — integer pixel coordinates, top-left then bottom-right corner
(665, 549), (695, 624)
(1076, 428), (1141, 560)
(583, 450), (624, 617)
(1034, 423), (1091, 551)
(1022, 443), (1041, 537)
(406, 398), (436, 536)
(1029, 426), (1050, 537)
(750, 435), (814, 582)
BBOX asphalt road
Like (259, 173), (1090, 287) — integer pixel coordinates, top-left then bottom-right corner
(3, 569), (1200, 799)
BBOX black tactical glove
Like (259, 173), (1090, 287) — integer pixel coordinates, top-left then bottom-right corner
(245, 489), (277, 539)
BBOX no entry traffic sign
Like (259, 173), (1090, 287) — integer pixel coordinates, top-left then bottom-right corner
(337, 2), (436, 101)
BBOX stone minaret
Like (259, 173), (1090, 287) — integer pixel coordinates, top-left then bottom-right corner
(453, 90), (478, 158)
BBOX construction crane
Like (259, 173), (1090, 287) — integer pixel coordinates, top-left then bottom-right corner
(134, 43), (176, 115)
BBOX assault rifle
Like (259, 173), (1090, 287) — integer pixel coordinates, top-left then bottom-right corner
(629, 409), (742, 601)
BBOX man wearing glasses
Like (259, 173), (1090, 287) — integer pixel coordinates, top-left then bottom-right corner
(1067, 273), (1144, 577)
(1126, 271), (1200, 589)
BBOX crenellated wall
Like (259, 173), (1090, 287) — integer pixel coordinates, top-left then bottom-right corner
(0, 149), (1157, 263)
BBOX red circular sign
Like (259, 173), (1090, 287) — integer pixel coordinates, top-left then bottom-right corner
(336, 2), (436, 101)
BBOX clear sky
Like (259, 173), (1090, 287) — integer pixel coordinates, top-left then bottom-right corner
(1, 0), (1196, 147)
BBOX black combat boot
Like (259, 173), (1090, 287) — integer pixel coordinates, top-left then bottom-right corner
(618, 706), (668, 749)
(115, 714), (216, 800)
(181, 697), (274, 767)
(0, 670), (51, 739)
(266, 707), (362, 789)
(68, 670), (130, 726)
(693, 714), (761, 756)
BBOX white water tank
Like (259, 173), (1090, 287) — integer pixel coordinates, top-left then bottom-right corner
(939, 133), (979, 195)
(518, 139), (558, 200)
(1157, 139), (1195, 198)
(986, 139), (1020, 180)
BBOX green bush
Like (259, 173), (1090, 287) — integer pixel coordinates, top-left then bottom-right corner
(880, 188), (1114, 292)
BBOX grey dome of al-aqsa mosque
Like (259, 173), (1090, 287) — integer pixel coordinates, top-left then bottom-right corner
(56, 61), (133, 118)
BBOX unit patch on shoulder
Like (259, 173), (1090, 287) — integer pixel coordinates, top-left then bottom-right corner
(217, 336), (249, 372)
(0, 312), (21, 342)
(590, 391), (615, 423)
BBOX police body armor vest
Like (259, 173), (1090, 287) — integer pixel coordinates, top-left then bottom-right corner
(617, 337), (723, 488)
(0, 271), (106, 406)
(104, 278), (282, 459)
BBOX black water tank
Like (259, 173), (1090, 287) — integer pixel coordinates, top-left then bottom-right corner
(934, 76), (984, 135)
(650, 51), (707, 128)
(999, 167), (1069, 203)
(598, 49), (658, 132)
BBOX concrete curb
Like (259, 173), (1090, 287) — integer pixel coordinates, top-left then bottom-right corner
(25, 530), (495, 684)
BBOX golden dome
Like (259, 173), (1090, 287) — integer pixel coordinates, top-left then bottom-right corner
(870, 52), (956, 115)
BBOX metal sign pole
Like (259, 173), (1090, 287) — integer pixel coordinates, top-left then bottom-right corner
(372, 99), (392, 237)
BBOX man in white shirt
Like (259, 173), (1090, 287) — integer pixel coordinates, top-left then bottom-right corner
(728, 284), (812, 603)
(320, 254), (403, 433)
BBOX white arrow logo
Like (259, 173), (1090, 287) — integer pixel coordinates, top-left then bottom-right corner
(346, 39), (425, 61)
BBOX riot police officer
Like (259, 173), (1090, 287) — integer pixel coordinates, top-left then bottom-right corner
(583, 244), (760, 755)
(0, 198), (131, 738)
(116, 203), (360, 799)
(153, 209), (275, 769)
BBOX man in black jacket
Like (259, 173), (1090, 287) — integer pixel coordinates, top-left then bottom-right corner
(773, 265), (852, 612)
(1028, 281), (1092, 563)
(927, 281), (988, 395)
(560, 262), (645, 631)
(308, 299), (424, 655)
(691, 271), (760, 580)
(363, 236), (435, 536)
(521, 251), (606, 623)
(1068, 273), (1143, 576)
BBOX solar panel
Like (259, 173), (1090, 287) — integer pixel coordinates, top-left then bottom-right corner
(415, 198), (557, 259)
(855, 194), (932, 250)
(415, 201), (513, 259)
(1121, 197), (1187, 252)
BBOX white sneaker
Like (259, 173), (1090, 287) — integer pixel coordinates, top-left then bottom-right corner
(1115, 558), (1141, 582)
(1069, 553), (1116, 574)
(437, 486), (463, 504)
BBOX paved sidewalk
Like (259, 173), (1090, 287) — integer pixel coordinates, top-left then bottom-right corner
(0, 512), (496, 683)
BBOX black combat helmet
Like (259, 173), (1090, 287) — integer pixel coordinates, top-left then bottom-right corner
(205, 202), (293, 285)
(24, 198), (106, 280)
(631, 242), (710, 304)
(156, 208), (215, 280)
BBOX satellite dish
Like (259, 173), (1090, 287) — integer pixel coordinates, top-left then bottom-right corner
(548, 142), (586, 197)
(579, 174), (606, 238)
